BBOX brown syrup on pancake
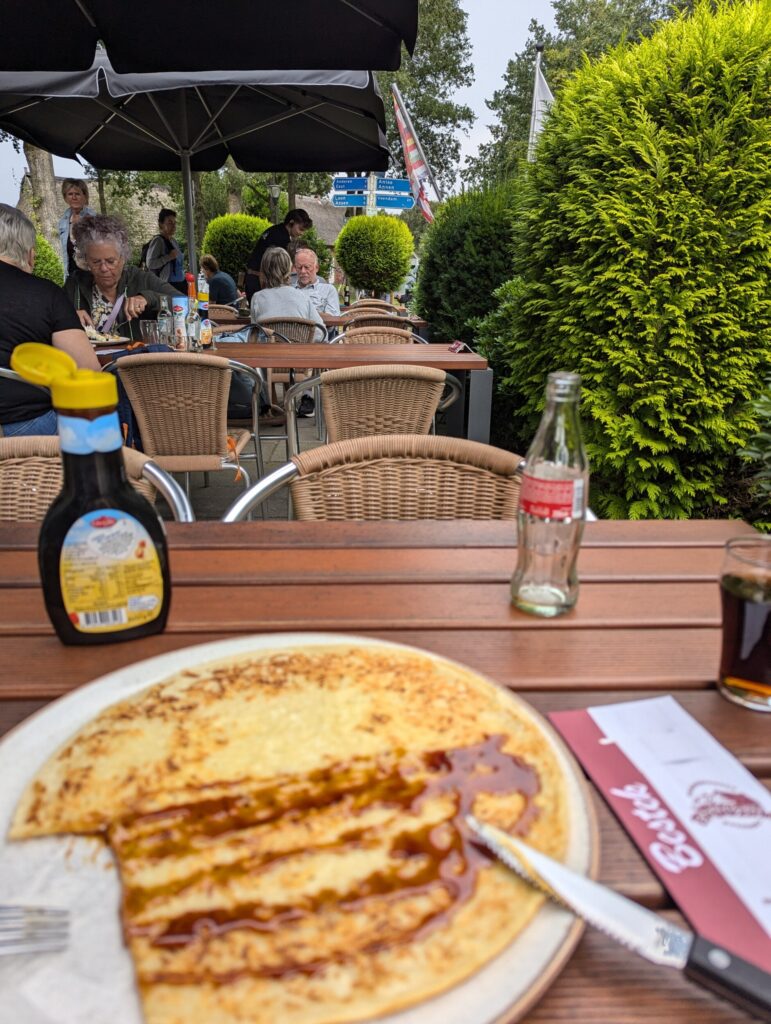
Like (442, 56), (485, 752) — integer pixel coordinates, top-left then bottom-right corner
(111, 735), (540, 983)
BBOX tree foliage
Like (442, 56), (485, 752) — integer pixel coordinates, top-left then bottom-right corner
(33, 233), (63, 286)
(200, 214), (271, 282)
(335, 215), (414, 294)
(465, 0), (687, 187)
(414, 182), (519, 343)
(378, 0), (474, 194)
(741, 378), (771, 529)
(476, 0), (771, 520)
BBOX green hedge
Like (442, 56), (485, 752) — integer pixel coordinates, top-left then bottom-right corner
(335, 215), (413, 294)
(414, 183), (518, 343)
(33, 234), (63, 287)
(200, 213), (270, 282)
(476, 0), (771, 519)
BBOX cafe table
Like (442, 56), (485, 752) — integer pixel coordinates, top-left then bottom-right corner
(0, 517), (766, 1023)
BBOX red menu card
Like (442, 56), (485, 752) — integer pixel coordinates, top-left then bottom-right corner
(550, 696), (771, 972)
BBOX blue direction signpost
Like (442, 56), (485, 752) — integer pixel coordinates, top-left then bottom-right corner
(374, 193), (415, 210)
(332, 194), (367, 208)
(332, 176), (368, 191)
(375, 177), (411, 193)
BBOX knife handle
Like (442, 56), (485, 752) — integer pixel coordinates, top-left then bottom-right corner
(685, 936), (771, 1022)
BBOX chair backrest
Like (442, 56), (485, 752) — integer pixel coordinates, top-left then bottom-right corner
(115, 352), (232, 460)
(0, 436), (157, 521)
(340, 326), (416, 346)
(257, 317), (323, 343)
(289, 434), (523, 521)
(343, 313), (408, 332)
(209, 303), (242, 324)
(349, 299), (400, 314)
(320, 365), (446, 443)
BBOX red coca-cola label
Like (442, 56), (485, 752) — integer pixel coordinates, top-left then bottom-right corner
(520, 474), (583, 520)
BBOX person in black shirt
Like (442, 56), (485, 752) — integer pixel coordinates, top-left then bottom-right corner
(0, 204), (100, 436)
(244, 209), (312, 302)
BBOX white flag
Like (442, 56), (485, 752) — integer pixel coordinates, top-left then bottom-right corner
(527, 50), (554, 162)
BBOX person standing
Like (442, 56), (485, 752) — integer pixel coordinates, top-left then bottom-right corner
(57, 178), (97, 280)
(144, 209), (186, 294)
(0, 205), (99, 436)
(244, 209), (312, 302)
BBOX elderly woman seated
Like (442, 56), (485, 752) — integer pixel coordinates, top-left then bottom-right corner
(0, 204), (99, 437)
(65, 215), (179, 341)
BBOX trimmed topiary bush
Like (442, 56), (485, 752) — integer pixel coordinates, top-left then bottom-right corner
(200, 214), (270, 283)
(476, 0), (771, 519)
(414, 182), (518, 343)
(33, 234), (63, 287)
(297, 225), (332, 281)
(335, 215), (413, 294)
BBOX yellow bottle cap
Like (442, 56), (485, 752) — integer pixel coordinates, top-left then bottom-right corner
(11, 343), (117, 410)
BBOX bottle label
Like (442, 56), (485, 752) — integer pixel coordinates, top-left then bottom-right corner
(520, 473), (585, 521)
(59, 509), (164, 633)
(59, 413), (122, 456)
(197, 291), (209, 312)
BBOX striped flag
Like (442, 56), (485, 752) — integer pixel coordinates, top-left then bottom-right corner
(392, 84), (438, 222)
(527, 47), (554, 162)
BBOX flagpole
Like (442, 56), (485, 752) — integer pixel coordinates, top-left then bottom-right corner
(527, 45), (545, 163)
(392, 83), (444, 202)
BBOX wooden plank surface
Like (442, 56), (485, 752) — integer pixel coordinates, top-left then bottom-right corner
(0, 519), (765, 1024)
(214, 341), (488, 371)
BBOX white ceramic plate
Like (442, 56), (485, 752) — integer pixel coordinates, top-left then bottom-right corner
(0, 634), (597, 1024)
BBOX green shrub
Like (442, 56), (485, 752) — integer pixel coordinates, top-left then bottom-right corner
(335, 215), (413, 294)
(33, 234), (63, 286)
(200, 213), (270, 282)
(476, 0), (771, 519)
(414, 183), (518, 343)
(297, 225), (332, 281)
(741, 378), (771, 529)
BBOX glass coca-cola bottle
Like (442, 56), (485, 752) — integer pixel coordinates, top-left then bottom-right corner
(511, 371), (589, 617)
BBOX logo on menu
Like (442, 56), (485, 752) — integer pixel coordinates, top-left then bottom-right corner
(689, 781), (771, 829)
(610, 781), (704, 874)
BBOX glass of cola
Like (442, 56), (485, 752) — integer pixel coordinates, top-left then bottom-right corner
(718, 536), (771, 711)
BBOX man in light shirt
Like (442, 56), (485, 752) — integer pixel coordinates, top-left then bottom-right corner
(293, 246), (340, 319)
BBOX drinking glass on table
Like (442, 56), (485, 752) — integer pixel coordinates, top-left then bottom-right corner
(718, 536), (771, 711)
(139, 320), (159, 345)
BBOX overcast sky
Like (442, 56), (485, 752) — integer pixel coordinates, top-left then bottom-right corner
(0, 1), (557, 206)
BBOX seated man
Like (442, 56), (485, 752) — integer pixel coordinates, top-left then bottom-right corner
(0, 204), (100, 437)
(200, 253), (238, 306)
(294, 245), (341, 321)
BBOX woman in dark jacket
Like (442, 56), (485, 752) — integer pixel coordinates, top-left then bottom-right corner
(64, 215), (179, 339)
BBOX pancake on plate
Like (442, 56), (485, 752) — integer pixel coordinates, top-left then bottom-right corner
(10, 642), (571, 1024)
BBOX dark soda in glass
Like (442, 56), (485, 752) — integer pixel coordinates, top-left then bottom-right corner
(719, 572), (771, 711)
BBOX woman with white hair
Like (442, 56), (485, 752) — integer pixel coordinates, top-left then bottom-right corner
(0, 203), (99, 437)
(65, 215), (179, 340)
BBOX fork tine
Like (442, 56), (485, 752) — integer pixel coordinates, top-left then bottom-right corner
(0, 905), (69, 955)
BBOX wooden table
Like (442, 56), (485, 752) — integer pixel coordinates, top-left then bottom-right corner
(0, 518), (765, 1021)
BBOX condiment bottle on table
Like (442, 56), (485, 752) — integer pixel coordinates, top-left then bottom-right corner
(11, 343), (171, 645)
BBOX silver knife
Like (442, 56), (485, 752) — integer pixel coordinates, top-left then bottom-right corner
(466, 815), (771, 1023)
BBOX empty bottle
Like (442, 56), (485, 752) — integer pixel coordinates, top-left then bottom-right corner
(156, 295), (172, 346)
(511, 371), (589, 617)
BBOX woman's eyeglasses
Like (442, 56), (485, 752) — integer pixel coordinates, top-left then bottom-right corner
(86, 257), (121, 269)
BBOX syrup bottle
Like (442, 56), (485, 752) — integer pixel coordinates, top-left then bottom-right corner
(11, 344), (171, 645)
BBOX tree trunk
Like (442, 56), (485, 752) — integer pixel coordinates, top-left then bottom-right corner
(23, 143), (59, 248)
(96, 170), (107, 214)
(287, 171), (296, 211)
(226, 187), (242, 214)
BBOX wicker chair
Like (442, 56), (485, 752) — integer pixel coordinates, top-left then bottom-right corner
(0, 436), (193, 522)
(111, 352), (260, 506)
(341, 312), (407, 332)
(282, 365), (462, 457)
(349, 299), (400, 314)
(223, 434), (524, 522)
(336, 325), (419, 346)
(254, 316), (327, 405)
